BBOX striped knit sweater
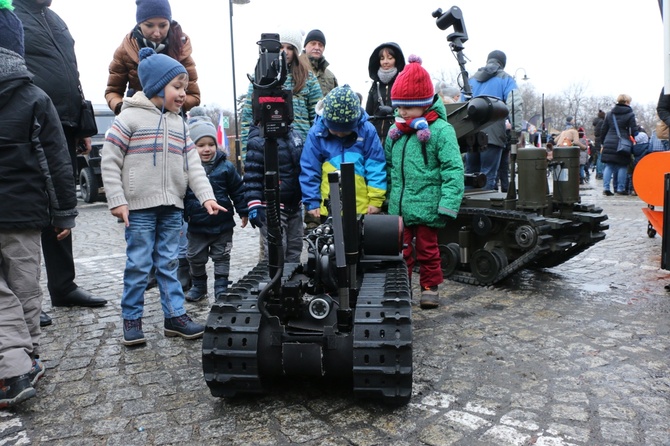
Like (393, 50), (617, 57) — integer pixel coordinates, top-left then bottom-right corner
(101, 92), (215, 211)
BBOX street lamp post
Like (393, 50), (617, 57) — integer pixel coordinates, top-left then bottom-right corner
(513, 68), (529, 81)
(229, 0), (249, 173)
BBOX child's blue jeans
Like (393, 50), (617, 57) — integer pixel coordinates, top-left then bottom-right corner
(121, 206), (187, 320)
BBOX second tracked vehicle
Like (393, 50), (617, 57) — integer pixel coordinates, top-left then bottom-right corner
(433, 6), (609, 285)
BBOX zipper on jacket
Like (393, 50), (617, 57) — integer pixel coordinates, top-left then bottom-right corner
(398, 137), (410, 215)
(162, 114), (168, 197)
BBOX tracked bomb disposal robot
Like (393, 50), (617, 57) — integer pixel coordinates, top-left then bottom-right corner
(202, 34), (413, 405)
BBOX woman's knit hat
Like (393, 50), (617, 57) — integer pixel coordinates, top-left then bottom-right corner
(136, 0), (172, 24)
(391, 55), (434, 107)
(138, 47), (187, 98)
(322, 85), (361, 132)
(189, 120), (218, 147)
(0, 0), (24, 56)
(279, 28), (304, 52)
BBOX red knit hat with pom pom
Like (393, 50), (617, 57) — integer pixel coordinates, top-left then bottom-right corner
(391, 54), (434, 107)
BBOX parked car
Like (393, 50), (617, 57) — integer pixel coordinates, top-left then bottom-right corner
(78, 104), (114, 203)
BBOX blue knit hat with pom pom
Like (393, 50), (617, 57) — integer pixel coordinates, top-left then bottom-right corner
(391, 54), (434, 107)
(322, 85), (361, 132)
(137, 47), (187, 98)
(0, 0), (25, 57)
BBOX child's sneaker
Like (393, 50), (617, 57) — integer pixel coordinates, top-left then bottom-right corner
(122, 318), (146, 346)
(29, 358), (45, 387)
(164, 314), (204, 339)
(419, 286), (439, 309)
(0, 375), (35, 409)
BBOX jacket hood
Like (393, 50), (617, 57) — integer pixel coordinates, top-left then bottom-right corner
(122, 90), (164, 112)
(472, 60), (504, 83)
(368, 42), (406, 80)
(429, 94), (448, 121)
(611, 103), (633, 115)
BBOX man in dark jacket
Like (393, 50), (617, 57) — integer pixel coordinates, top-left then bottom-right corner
(14, 0), (107, 326)
(300, 29), (338, 96)
(0, 3), (77, 407)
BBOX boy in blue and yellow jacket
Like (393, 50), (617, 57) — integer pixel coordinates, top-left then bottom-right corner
(300, 85), (386, 220)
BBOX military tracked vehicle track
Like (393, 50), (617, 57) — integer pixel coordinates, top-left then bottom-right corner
(440, 203), (609, 286)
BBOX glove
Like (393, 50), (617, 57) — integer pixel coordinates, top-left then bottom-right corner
(248, 206), (266, 229)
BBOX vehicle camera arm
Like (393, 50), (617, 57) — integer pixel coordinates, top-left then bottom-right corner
(432, 6), (472, 99)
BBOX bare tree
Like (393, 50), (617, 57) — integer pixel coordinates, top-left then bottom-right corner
(632, 102), (658, 136)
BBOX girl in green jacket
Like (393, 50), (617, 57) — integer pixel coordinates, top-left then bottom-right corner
(385, 55), (464, 309)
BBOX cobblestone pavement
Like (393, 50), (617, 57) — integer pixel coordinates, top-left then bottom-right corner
(1, 179), (669, 446)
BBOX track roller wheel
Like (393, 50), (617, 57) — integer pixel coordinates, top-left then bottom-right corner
(440, 243), (460, 277)
(470, 249), (502, 285)
(472, 215), (494, 236)
(514, 225), (537, 249)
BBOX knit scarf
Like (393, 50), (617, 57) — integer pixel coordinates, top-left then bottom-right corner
(377, 67), (397, 85)
(388, 110), (439, 143)
(133, 25), (168, 54)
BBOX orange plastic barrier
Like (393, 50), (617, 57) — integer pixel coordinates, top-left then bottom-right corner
(642, 208), (664, 237)
(633, 152), (670, 207)
(633, 151), (670, 237)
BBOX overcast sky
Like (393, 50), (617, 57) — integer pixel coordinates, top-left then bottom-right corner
(52, 0), (666, 113)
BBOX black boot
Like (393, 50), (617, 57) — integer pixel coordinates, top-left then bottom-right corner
(214, 276), (231, 300)
(186, 275), (207, 302)
(177, 258), (192, 292)
(40, 311), (52, 327)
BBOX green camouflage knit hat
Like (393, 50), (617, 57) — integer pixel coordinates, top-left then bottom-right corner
(322, 85), (361, 132)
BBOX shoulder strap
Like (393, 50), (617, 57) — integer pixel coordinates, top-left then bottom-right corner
(612, 114), (621, 138)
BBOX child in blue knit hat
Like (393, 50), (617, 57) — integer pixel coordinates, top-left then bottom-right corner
(101, 47), (227, 346)
(299, 84), (387, 220)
